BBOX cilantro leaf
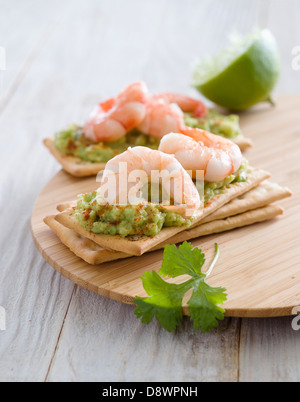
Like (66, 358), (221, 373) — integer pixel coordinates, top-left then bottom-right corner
(134, 271), (192, 332)
(160, 241), (206, 279)
(134, 242), (227, 332)
(188, 280), (227, 332)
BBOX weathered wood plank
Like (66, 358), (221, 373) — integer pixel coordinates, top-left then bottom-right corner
(0, 0), (78, 382)
(46, 287), (241, 382)
(0, 0), (67, 113)
(239, 317), (300, 382)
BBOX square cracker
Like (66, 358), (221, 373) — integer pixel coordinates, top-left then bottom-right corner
(232, 135), (253, 151)
(44, 138), (106, 177)
(44, 215), (126, 264)
(54, 167), (270, 256)
(201, 180), (292, 223)
(45, 204), (284, 265)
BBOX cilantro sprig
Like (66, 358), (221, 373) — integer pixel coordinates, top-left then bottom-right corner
(134, 242), (227, 332)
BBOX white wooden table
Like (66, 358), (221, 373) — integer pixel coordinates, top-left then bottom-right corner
(1, 0), (300, 382)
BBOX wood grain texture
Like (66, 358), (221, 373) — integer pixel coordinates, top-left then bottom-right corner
(46, 286), (241, 382)
(239, 317), (300, 382)
(1, 0), (300, 383)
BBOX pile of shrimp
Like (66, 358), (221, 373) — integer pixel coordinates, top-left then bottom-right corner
(83, 81), (208, 142)
(85, 81), (243, 186)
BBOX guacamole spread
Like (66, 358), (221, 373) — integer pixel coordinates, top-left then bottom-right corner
(54, 125), (160, 164)
(73, 193), (191, 237)
(183, 109), (241, 139)
(73, 162), (248, 237)
(203, 160), (247, 203)
(54, 109), (242, 163)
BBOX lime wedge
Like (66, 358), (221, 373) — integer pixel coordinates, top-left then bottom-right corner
(193, 29), (280, 111)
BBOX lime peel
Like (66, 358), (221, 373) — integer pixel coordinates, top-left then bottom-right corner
(193, 29), (280, 111)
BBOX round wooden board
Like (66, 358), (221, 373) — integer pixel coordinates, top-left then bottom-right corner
(31, 94), (300, 317)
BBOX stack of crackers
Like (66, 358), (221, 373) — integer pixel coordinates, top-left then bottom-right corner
(44, 166), (292, 265)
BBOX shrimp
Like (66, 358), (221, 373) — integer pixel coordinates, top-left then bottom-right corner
(137, 99), (185, 139)
(158, 127), (243, 182)
(98, 146), (201, 216)
(152, 92), (208, 117)
(137, 92), (208, 139)
(83, 81), (148, 142)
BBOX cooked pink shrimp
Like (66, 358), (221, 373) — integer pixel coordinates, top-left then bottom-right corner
(83, 81), (148, 142)
(158, 127), (243, 182)
(151, 92), (208, 117)
(98, 146), (201, 216)
(137, 99), (185, 139)
(137, 92), (208, 139)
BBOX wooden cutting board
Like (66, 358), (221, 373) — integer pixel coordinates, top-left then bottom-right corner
(31, 94), (300, 317)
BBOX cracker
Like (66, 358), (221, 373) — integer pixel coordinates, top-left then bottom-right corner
(44, 138), (106, 177)
(201, 180), (292, 224)
(157, 204), (284, 247)
(189, 167), (270, 228)
(57, 201), (76, 212)
(233, 135), (253, 151)
(46, 204), (283, 265)
(55, 208), (192, 256)
(44, 215), (127, 265)
(54, 167), (270, 256)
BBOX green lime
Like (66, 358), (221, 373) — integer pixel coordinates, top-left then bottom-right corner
(193, 29), (280, 111)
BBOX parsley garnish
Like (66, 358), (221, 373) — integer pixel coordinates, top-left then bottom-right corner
(134, 242), (227, 332)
